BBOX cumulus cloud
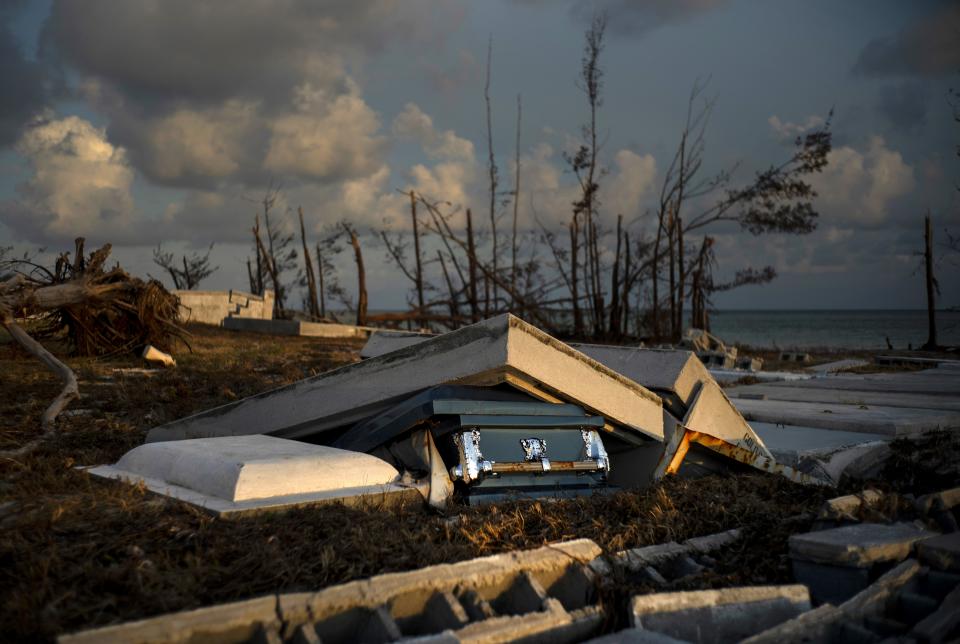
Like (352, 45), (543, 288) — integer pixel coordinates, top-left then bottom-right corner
(41, 0), (461, 192)
(853, 4), (960, 78)
(1, 116), (135, 242)
(811, 136), (915, 228)
(569, 0), (730, 36)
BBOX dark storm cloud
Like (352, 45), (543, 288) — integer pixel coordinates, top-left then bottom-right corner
(569, 0), (730, 36)
(876, 82), (927, 133)
(853, 4), (960, 78)
(0, 2), (58, 147)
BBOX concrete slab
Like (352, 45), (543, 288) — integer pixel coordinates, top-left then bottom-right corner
(735, 398), (960, 436)
(781, 371), (960, 396)
(808, 359), (869, 373)
(789, 523), (937, 567)
(683, 381), (773, 459)
(708, 369), (813, 384)
(752, 423), (888, 464)
(223, 317), (369, 339)
(148, 314), (666, 446)
(87, 435), (417, 516)
(727, 384), (960, 412)
(629, 585), (811, 644)
(360, 330), (433, 358)
(175, 289), (274, 326)
(917, 533), (960, 571)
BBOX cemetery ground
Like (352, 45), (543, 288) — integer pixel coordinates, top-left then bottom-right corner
(1, 323), (957, 642)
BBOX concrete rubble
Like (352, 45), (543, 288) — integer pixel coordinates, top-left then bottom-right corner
(141, 344), (176, 367)
(101, 314), (802, 509)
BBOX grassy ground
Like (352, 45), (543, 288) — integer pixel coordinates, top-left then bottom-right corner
(0, 324), (952, 641)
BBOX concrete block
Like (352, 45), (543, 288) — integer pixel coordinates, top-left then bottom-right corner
(58, 595), (280, 644)
(149, 314), (665, 447)
(912, 584), (960, 642)
(818, 490), (886, 521)
(779, 352), (812, 363)
(141, 344), (176, 367)
(917, 533), (960, 571)
(629, 585), (811, 644)
(789, 523), (937, 567)
(682, 528), (742, 554)
(222, 317), (369, 339)
(86, 435), (418, 516)
(791, 558), (871, 605)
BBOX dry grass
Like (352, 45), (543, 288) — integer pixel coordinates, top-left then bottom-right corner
(0, 324), (843, 641)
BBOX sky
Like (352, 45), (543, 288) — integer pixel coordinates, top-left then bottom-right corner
(0, 0), (958, 311)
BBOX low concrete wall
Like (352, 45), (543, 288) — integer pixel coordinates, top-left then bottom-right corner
(174, 289), (274, 326)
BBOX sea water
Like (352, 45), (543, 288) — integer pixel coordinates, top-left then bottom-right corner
(708, 310), (960, 350)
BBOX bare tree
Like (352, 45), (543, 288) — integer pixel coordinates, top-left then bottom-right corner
(153, 243), (218, 290)
(485, 36), (500, 312)
(298, 207), (320, 318)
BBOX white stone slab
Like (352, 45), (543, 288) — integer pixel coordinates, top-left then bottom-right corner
(569, 345), (709, 405)
(708, 369), (812, 384)
(148, 314), (666, 445)
(789, 523), (937, 567)
(86, 435), (416, 516)
(787, 371), (960, 396)
(223, 317), (369, 339)
(735, 398), (960, 436)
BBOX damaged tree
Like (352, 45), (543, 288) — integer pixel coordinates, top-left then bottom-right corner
(0, 239), (184, 454)
(152, 243), (218, 290)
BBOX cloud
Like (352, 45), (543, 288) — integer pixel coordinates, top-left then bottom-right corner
(852, 4), (960, 78)
(811, 136), (915, 228)
(0, 4), (58, 147)
(42, 1), (461, 190)
(876, 82), (927, 133)
(1, 115), (135, 243)
(768, 115), (825, 142)
(569, 0), (730, 36)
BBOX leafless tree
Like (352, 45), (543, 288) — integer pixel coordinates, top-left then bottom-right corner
(153, 243), (218, 290)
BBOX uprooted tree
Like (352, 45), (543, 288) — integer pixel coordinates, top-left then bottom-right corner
(0, 238), (185, 455)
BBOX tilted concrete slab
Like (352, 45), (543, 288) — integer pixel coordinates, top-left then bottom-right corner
(223, 317), (369, 339)
(735, 398), (960, 436)
(683, 381), (773, 459)
(360, 330), (433, 358)
(727, 383), (960, 412)
(148, 314), (666, 446)
(87, 435), (418, 516)
(807, 359), (869, 373)
(708, 369), (812, 385)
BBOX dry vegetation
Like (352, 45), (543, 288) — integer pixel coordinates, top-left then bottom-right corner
(0, 324), (954, 642)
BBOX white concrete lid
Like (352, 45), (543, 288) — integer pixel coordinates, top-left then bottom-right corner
(113, 435), (400, 502)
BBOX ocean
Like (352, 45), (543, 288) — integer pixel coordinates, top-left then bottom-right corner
(707, 309), (960, 350)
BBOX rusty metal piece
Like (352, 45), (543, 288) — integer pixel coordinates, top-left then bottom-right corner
(490, 460), (606, 474)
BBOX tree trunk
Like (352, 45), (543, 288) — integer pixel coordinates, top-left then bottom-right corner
(466, 208), (479, 322)
(609, 214), (623, 338)
(315, 242), (326, 319)
(570, 216), (583, 336)
(410, 191), (425, 327)
(923, 214), (938, 350)
(512, 93), (522, 308)
(621, 231), (631, 336)
(298, 208), (320, 318)
(667, 206), (677, 342)
(344, 225), (367, 327)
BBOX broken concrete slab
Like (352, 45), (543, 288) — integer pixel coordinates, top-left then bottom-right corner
(681, 381), (773, 459)
(708, 369), (812, 385)
(917, 533), (960, 572)
(629, 585), (811, 643)
(818, 489), (886, 522)
(780, 371), (960, 396)
(141, 344), (175, 367)
(789, 522), (937, 568)
(734, 398), (960, 436)
(728, 382), (960, 412)
(752, 422), (889, 469)
(87, 435), (418, 516)
(149, 314), (667, 447)
(223, 317), (369, 339)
